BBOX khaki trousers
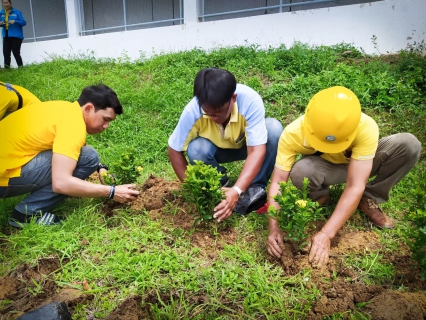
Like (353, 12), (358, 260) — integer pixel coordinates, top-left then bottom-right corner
(289, 133), (422, 203)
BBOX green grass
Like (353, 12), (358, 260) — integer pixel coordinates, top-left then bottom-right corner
(343, 249), (395, 285)
(0, 42), (425, 319)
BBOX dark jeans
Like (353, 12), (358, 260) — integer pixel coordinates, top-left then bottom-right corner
(0, 146), (99, 214)
(186, 118), (283, 188)
(3, 36), (23, 67)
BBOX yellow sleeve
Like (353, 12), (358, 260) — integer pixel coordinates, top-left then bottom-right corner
(275, 132), (299, 172)
(351, 114), (379, 160)
(52, 109), (86, 161)
(275, 116), (317, 171)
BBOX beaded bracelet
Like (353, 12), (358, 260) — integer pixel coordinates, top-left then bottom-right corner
(108, 185), (115, 199)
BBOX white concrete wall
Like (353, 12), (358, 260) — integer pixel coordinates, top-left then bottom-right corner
(8, 0), (426, 66)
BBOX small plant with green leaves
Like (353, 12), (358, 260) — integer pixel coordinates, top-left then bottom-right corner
(106, 147), (143, 185)
(180, 160), (225, 228)
(404, 181), (426, 280)
(267, 178), (324, 250)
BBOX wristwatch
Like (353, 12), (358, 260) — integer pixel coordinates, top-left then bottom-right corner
(232, 185), (244, 199)
(97, 163), (109, 173)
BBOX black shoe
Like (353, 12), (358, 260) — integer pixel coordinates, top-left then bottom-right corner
(15, 302), (71, 320)
(9, 209), (63, 228)
(234, 185), (267, 215)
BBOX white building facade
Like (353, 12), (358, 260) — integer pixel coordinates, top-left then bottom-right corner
(2, 0), (426, 67)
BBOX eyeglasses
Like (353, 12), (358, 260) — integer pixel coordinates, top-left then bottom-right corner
(200, 100), (232, 118)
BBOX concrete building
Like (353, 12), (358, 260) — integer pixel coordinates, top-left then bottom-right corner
(2, 0), (425, 67)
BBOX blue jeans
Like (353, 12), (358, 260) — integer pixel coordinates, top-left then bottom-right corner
(186, 118), (283, 188)
(0, 146), (99, 214)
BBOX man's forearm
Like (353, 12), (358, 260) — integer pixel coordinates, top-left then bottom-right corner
(267, 168), (290, 208)
(52, 153), (111, 198)
(320, 185), (364, 239)
(168, 146), (188, 181)
(235, 162), (260, 191)
(268, 216), (281, 231)
(53, 175), (111, 198)
(234, 145), (265, 191)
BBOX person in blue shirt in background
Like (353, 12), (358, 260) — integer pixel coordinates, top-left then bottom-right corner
(0, 0), (26, 68)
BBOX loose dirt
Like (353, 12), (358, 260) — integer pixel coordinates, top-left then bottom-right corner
(0, 258), (93, 320)
(1, 175), (425, 319)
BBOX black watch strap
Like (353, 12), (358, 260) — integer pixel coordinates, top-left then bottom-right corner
(97, 163), (109, 173)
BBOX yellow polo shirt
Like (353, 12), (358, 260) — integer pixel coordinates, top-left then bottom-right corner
(168, 84), (267, 152)
(0, 101), (86, 186)
(0, 82), (41, 119)
(275, 113), (379, 172)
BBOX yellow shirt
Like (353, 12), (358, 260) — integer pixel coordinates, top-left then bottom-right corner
(180, 103), (248, 150)
(275, 113), (379, 172)
(0, 82), (41, 119)
(168, 84), (267, 152)
(0, 101), (86, 186)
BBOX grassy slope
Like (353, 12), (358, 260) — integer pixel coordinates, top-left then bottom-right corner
(0, 43), (425, 319)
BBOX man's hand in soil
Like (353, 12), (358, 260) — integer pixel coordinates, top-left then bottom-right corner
(113, 184), (140, 203)
(267, 226), (284, 258)
(213, 187), (239, 222)
(308, 230), (331, 267)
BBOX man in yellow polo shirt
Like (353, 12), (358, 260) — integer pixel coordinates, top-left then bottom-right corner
(168, 68), (283, 221)
(0, 84), (140, 227)
(0, 81), (40, 119)
(267, 86), (421, 267)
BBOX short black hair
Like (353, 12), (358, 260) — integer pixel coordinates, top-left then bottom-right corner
(77, 84), (123, 115)
(193, 68), (236, 109)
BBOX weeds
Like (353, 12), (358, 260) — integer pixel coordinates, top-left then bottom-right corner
(27, 278), (45, 296)
(404, 176), (426, 279)
(344, 249), (394, 285)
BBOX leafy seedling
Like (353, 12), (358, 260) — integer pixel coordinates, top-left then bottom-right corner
(180, 160), (225, 228)
(267, 178), (324, 251)
(107, 147), (143, 184)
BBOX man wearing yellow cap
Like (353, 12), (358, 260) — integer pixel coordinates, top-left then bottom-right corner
(266, 86), (421, 267)
(0, 82), (40, 119)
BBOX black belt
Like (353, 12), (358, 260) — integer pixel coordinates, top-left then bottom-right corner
(1, 82), (23, 110)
